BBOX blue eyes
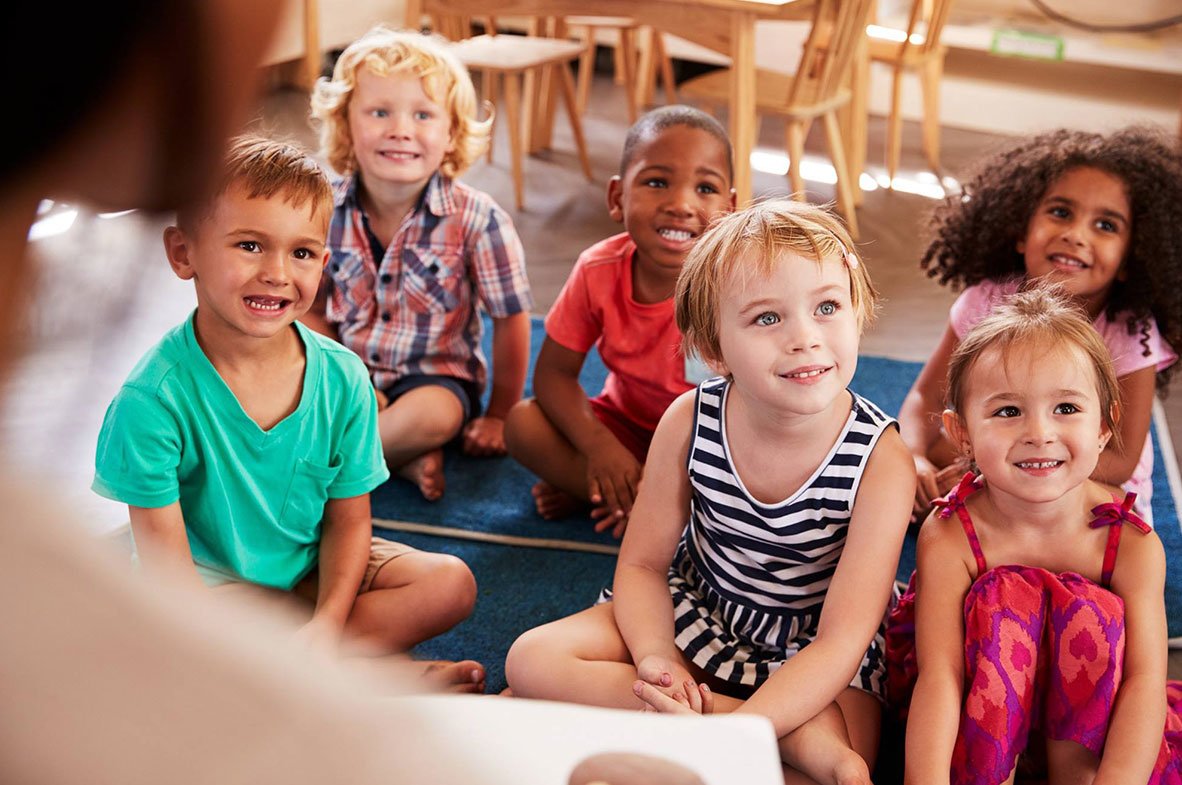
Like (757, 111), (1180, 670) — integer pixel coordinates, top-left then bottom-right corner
(755, 312), (779, 326)
(992, 403), (1081, 417)
(817, 301), (838, 316)
(752, 301), (840, 326)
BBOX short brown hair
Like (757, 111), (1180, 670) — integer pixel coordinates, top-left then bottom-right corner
(310, 27), (489, 178)
(175, 134), (331, 230)
(946, 283), (1121, 440)
(675, 198), (878, 364)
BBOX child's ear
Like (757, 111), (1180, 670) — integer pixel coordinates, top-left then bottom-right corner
(163, 226), (196, 281)
(941, 409), (970, 458)
(606, 175), (624, 224)
(726, 186), (737, 212)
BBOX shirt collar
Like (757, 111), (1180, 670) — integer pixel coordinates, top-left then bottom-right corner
(333, 171), (457, 217)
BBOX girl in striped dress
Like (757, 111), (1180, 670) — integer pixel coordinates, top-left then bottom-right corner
(506, 200), (916, 784)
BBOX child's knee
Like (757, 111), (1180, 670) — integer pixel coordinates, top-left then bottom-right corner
(504, 625), (551, 694)
(429, 554), (477, 618)
(503, 398), (540, 456)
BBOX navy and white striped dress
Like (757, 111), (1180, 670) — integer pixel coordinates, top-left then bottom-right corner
(670, 376), (895, 699)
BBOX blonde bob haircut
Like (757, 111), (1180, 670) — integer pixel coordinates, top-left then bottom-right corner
(675, 198), (879, 365)
(176, 134), (331, 231)
(310, 26), (490, 178)
(946, 283), (1121, 442)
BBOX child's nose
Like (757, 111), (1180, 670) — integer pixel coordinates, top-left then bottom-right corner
(661, 186), (695, 215)
(1022, 413), (1055, 444)
(386, 113), (413, 138)
(784, 316), (821, 351)
(259, 254), (291, 284)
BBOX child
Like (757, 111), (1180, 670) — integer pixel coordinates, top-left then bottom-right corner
(93, 135), (483, 690)
(506, 200), (916, 783)
(899, 127), (1182, 523)
(308, 27), (533, 502)
(504, 106), (736, 536)
(890, 286), (1181, 784)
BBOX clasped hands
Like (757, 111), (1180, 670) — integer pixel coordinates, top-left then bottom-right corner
(632, 655), (714, 716)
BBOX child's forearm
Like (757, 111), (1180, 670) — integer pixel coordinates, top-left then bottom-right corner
(535, 366), (617, 455)
(897, 389), (941, 459)
(737, 637), (866, 738)
(313, 507), (370, 627)
(903, 670), (961, 785)
(1093, 673), (1167, 785)
(486, 312), (530, 419)
(613, 563), (682, 664)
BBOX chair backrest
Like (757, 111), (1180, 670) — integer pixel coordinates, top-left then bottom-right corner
(786, 0), (874, 110)
(898, 0), (954, 58)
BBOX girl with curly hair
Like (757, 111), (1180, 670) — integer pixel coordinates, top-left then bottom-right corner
(898, 126), (1182, 523)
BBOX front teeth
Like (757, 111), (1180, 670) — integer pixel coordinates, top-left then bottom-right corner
(787, 368), (826, 378)
(1050, 254), (1085, 268)
(658, 229), (693, 242)
(247, 298), (283, 311)
(1017, 460), (1061, 469)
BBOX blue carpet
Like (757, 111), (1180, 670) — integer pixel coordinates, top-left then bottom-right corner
(372, 318), (1182, 690)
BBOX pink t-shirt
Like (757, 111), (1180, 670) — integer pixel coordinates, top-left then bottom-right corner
(950, 278), (1178, 518)
(544, 233), (694, 437)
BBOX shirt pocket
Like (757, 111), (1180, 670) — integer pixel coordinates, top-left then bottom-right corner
(278, 457), (343, 536)
(401, 245), (462, 314)
(326, 249), (374, 323)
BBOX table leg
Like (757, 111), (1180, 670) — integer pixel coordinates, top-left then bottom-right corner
(729, 11), (757, 206)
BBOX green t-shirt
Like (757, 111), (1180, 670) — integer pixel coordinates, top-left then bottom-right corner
(93, 313), (390, 589)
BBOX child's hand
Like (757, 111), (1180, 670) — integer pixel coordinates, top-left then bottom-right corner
(586, 441), (642, 538)
(462, 416), (507, 456)
(293, 615), (342, 658)
(635, 654), (698, 703)
(633, 679), (714, 715)
(913, 454), (942, 521)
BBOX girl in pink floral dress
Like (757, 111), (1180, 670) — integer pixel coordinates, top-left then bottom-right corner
(890, 285), (1181, 785)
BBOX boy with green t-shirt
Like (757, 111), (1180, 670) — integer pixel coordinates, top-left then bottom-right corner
(93, 136), (483, 689)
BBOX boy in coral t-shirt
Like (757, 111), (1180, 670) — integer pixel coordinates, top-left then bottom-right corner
(505, 107), (734, 537)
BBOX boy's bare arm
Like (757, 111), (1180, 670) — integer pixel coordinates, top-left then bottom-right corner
(534, 336), (642, 527)
(128, 503), (206, 592)
(311, 494), (372, 636)
(463, 311), (530, 455)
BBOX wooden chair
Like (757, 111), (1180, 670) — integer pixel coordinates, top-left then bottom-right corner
(679, 0), (873, 237)
(439, 18), (594, 211)
(869, 0), (953, 186)
(565, 17), (678, 122)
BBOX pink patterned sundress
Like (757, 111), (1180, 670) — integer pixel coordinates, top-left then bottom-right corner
(884, 473), (1182, 784)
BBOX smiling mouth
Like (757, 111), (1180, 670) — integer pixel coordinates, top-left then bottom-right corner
(1048, 253), (1088, 270)
(380, 151), (420, 160)
(244, 296), (289, 312)
(657, 228), (695, 243)
(782, 367), (831, 380)
(1015, 460), (1063, 470)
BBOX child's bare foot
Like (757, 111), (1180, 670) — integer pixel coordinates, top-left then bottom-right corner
(398, 449), (446, 501)
(531, 480), (582, 520)
(420, 659), (485, 693)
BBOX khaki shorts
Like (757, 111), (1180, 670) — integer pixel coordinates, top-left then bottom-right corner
(292, 536), (417, 600)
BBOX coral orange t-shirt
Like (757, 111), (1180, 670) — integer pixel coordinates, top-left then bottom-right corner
(544, 233), (698, 438)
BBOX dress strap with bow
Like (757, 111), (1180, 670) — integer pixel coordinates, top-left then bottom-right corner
(1090, 492), (1151, 587)
(933, 472), (987, 575)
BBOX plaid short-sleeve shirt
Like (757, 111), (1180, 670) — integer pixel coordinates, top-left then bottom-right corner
(325, 173), (533, 392)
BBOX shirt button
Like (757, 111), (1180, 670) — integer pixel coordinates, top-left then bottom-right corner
(381, 312), (391, 322)
(370, 352), (380, 363)
(380, 273), (392, 284)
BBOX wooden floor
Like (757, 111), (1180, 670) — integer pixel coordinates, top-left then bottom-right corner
(4, 66), (1178, 676)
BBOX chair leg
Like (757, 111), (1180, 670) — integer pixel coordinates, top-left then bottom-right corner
(620, 27), (639, 123)
(785, 120), (806, 199)
(612, 30), (626, 85)
(654, 30), (677, 104)
(576, 27), (595, 116)
(823, 111), (858, 239)
(920, 55), (943, 175)
(503, 71), (525, 210)
(557, 62), (594, 181)
(483, 70), (497, 164)
(635, 27), (656, 108)
(886, 65), (905, 190)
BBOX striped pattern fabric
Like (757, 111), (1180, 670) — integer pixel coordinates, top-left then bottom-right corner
(325, 173), (532, 392)
(670, 376), (895, 696)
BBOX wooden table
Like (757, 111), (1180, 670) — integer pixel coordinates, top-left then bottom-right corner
(408, 0), (826, 205)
